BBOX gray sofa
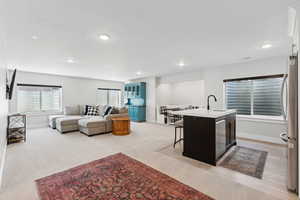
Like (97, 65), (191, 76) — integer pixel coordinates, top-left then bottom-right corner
(49, 105), (128, 136)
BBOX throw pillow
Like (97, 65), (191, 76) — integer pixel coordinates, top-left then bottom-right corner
(97, 105), (105, 116)
(103, 106), (112, 116)
(86, 105), (99, 116)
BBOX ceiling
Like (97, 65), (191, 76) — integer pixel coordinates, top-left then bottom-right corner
(0, 0), (294, 81)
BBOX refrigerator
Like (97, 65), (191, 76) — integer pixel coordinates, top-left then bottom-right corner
(280, 54), (298, 193)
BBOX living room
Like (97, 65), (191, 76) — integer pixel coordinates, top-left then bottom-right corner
(1, 1), (300, 200)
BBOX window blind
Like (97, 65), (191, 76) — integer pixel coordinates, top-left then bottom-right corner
(17, 84), (62, 113)
(253, 78), (283, 116)
(108, 90), (120, 107)
(225, 80), (252, 115)
(225, 75), (283, 116)
(96, 88), (121, 107)
(97, 89), (109, 105)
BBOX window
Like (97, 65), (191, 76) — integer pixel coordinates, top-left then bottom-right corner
(17, 84), (62, 113)
(96, 88), (121, 107)
(224, 75), (283, 116)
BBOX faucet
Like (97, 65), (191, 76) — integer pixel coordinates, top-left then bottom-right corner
(207, 95), (217, 110)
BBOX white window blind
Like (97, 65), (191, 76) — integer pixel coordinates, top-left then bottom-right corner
(96, 88), (121, 107)
(97, 89), (108, 105)
(225, 75), (283, 116)
(17, 84), (62, 113)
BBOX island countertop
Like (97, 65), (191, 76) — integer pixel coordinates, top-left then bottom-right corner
(170, 109), (237, 119)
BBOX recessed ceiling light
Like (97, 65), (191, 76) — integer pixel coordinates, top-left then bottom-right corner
(178, 61), (185, 67)
(32, 35), (38, 40)
(262, 44), (272, 49)
(243, 56), (252, 60)
(99, 34), (110, 41)
(136, 71), (142, 75)
(67, 58), (75, 63)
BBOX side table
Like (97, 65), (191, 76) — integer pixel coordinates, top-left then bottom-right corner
(111, 117), (130, 136)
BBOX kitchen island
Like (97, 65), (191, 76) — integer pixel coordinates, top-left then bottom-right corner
(171, 109), (237, 166)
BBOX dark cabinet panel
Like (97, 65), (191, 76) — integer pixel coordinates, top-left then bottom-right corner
(183, 116), (216, 165)
(183, 113), (236, 166)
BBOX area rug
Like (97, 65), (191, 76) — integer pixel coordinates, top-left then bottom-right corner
(36, 153), (213, 200)
(219, 146), (268, 179)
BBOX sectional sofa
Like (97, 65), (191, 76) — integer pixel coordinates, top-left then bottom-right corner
(48, 105), (129, 136)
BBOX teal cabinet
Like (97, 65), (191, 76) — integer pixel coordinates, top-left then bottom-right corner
(128, 106), (146, 122)
(136, 106), (146, 121)
(125, 82), (146, 99)
(125, 82), (146, 122)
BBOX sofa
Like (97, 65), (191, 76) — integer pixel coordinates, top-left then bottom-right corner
(48, 105), (128, 136)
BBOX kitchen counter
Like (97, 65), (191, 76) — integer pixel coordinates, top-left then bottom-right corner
(170, 109), (237, 118)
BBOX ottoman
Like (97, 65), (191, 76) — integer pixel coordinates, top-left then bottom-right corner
(48, 115), (65, 129)
(78, 117), (108, 136)
(56, 116), (86, 133)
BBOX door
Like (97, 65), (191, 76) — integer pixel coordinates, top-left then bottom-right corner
(136, 106), (146, 121)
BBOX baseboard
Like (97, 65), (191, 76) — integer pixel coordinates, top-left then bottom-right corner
(0, 142), (7, 190)
(237, 132), (285, 145)
(145, 120), (157, 124)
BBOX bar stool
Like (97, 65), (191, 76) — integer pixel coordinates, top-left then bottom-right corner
(174, 119), (184, 148)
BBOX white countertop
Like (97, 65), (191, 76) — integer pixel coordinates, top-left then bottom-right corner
(170, 109), (237, 119)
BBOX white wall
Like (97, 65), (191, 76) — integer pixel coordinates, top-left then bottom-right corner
(129, 77), (157, 123)
(200, 56), (287, 109)
(159, 56), (287, 109)
(0, 65), (8, 187)
(156, 56), (287, 144)
(9, 71), (124, 128)
(156, 80), (205, 123)
(157, 80), (205, 106)
(0, 18), (8, 187)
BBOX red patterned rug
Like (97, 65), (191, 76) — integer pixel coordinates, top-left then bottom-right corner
(36, 153), (213, 200)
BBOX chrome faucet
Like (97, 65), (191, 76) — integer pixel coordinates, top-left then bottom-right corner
(207, 95), (217, 110)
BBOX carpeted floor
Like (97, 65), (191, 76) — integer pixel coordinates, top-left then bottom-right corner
(1, 123), (295, 200)
(219, 146), (268, 179)
(36, 153), (213, 200)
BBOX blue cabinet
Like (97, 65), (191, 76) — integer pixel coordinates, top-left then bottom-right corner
(125, 82), (146, 122)
(125, 82), (146, 99)
(136, 82), (146, 99)
(128, 106), (146, 122)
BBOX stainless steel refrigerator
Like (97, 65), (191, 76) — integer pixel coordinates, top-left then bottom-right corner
(280, 54), (298, 192)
